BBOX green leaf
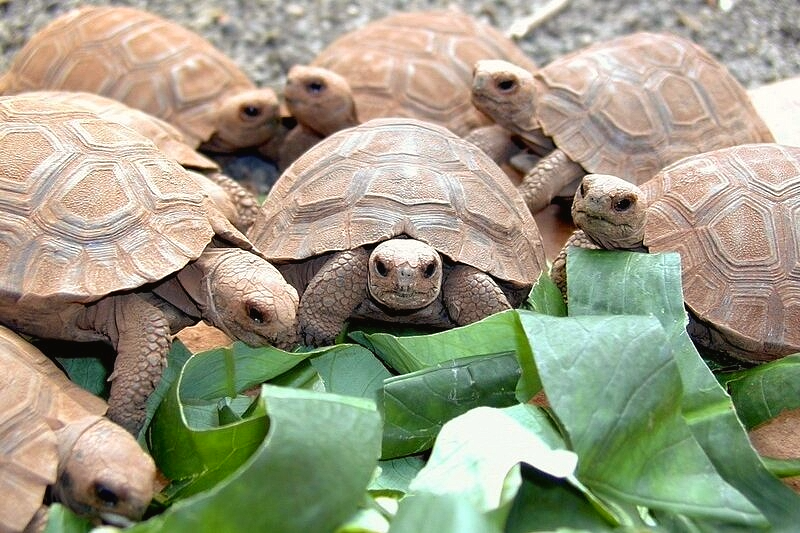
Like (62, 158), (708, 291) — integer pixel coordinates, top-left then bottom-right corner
(505, 470), (659, 533)
(408, 405), (577, 501)
(353, 310), (530, 374)
(519, 311), (761, 525)
(388, 404), (573, 532)
(54, 356), (110, 397)
(524, 270), (567, 317)
(138, 339), (193, 445)
(371, 456), (426, 494)
(388, 492), (500, 533)
(129, 385), (382, 533)
(721, 354), (800, 429)
(336, 501), (392, 533)
(147, 342), (345, 497)
(380, 352), (521, 458)
(42, 504), (93, 533)
(312, 344), (393, 399)
(761, 456), (800, 479)
(566, 247), (800, 530)
(392, 404), (577, 533)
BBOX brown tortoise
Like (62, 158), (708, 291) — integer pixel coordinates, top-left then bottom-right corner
(277, 8), (537, 168)
(248, 118), (548, 346)
(20, 90), (260, 231)
(553, 144), (800, 362)
(0, 96), (299, 434)
(471, 32), (775, 214)
(0, 5), (282, 154)
(0, 325), (155, 532)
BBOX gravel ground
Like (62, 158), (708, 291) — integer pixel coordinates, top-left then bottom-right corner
(0, 0), (798, 94)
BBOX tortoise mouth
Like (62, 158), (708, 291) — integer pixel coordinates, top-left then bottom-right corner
(372, 289), (439, 311)
(371, 293), (439, 315)
(101, 512), (137, 528)
(572, 209), (646, 251)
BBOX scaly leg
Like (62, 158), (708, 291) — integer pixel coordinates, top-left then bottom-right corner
(549, 230), (601, 301)
(86, 293), (171, 434)
(299, 249), (369, 346)
(519, 148), (584, 214)
(443, 265), (511, 325)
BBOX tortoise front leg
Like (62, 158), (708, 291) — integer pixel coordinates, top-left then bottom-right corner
(519, 148), (584, 214)
(85, 293), (171, 434)
(549, 229), (602, 301)
(443, 265), (511, 325)
(299, 248), (369, 346)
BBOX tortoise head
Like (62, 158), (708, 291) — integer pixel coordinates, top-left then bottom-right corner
(200, 88), (282, 152)
(571, 174), (648, 250)
(53, 418), (156, 527)
(368, 238), (443, 311)
(471, 59), (540, 135)
(284, 65), (359, 136)
(189, 248), (300, 350)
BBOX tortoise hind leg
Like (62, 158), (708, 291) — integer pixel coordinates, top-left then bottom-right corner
(443, 265), (511, 325)
(520, 148), (584, 214)
(299, 248), (369, 346)
(83, 293), (171, 435)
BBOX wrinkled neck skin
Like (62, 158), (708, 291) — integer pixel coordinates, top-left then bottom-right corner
(586, 231), (647, 253)
(54, 416), (101, 479)
(174, 248), (235, 336)
(511, 79), (555, 155)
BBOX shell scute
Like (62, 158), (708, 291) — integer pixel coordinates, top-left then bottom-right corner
(0, 96), (215, 302)
(312, 10), (537, 136)
(252, 118), (546, 286)
(536, 33), (774, 182)
(643, 143), (800, 359)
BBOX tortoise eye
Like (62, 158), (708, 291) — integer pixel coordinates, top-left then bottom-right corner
(374, 260), (389, 277)
(240, 105), (262, 118)
(307, 81), (325, 94)
(247, 306), (265, 324)
(95, 483), (119, 507)
(614, 196), (634, 212)
(423, 262), (437, 278)
(496, 78), (516, 92)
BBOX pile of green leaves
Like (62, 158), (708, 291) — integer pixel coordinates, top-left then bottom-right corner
(50, 248), (800, 532)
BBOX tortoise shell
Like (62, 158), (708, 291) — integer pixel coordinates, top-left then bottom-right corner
(30, 90), (219, 171)
(0, 326), (105, 532)
(535, 32), (774, 184)
(0, 325), (153, 531)
(0, 95), (217, 303)
(248, 118), (547, 286)
(0, 5), (279, 152)
(311, 9), (537, 137)
(641, 143), (800, 361)
(26, 91), (259, 230)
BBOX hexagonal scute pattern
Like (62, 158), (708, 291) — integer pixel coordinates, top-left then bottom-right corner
(248, 118), (547, 287)
(0, 96), (214, 302)
(0, 5), (255, 146)
(535, 32), (775, 185)
(311, 9), (537, 137)
(641, 143), (800, 360)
